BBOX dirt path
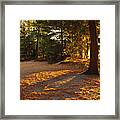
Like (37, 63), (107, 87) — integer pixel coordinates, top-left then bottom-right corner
(20, 61), (100, 100)
(20, 61), (85, 79)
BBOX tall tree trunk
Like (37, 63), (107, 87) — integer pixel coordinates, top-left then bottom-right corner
(84, 20), (99, 74)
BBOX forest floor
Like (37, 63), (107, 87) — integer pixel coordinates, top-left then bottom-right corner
(20, 61), (100, 100)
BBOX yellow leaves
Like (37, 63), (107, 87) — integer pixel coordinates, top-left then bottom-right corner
(80, 87), (86, 91)
(20, 71), (100, 100)
(65, 98), (79, 100)
(44, 88), (59, 91)
(20, 70), (72, 86)
(65, 98), (71, 100)
(54, 77), (75, 86)
(31, 92), (39, 95)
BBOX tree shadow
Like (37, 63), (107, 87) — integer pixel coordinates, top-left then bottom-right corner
(20, 70), (100, 100)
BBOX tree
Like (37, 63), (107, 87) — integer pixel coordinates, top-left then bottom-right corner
(84, 20), (99, 74)
(20, 20), (34, 60)
(38, 20), (64, 63)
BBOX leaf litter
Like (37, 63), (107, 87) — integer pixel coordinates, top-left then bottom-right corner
(20, 69), (100, 100)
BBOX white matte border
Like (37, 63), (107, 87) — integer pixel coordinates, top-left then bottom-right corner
(5, 5), (115, 115)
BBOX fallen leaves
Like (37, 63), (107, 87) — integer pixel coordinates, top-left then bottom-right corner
(20, 59), (100, 100)
(21, 70), (72, 86)
(20, 70), (100, 100)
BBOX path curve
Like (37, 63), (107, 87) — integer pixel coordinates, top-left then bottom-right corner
(20, 61), (85, 79)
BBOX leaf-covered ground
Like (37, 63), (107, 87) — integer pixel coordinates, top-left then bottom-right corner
(20, 61), (100, 100)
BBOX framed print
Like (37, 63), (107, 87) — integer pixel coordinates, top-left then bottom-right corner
(0, 0), (119, 119)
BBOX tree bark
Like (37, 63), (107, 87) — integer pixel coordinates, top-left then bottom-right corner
(84, 20), (99, 75)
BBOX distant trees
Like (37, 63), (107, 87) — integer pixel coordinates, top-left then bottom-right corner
(20, 20), (100, 73)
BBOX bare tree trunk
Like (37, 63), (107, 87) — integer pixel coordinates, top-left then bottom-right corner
(84, 20), (99, 75)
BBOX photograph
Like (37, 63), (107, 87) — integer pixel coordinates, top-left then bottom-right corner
(20, 20), (100, 100)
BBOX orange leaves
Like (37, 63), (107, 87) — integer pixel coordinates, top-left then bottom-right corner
(20, 71), (100, 100)
(20, 70), (72, 86)
(44, 88), (60, 91)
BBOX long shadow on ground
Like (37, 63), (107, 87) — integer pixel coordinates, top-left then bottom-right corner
(20, 72), (100, 100)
